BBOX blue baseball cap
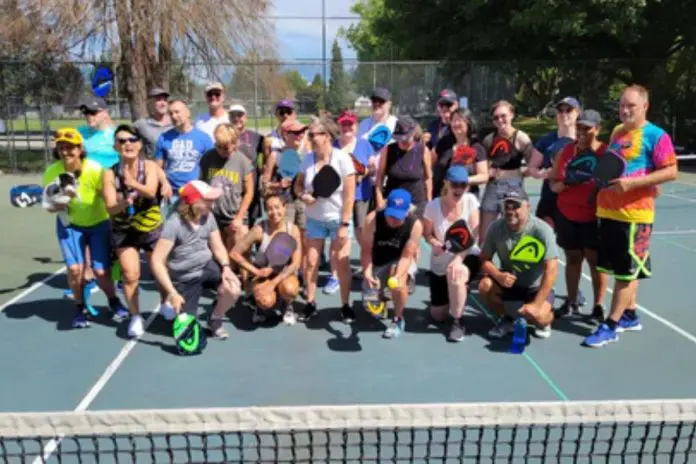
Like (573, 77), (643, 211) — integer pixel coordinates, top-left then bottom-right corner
(384, 188), (412, 221)
(556, 97), (580, 110)
(446, 165), (469, 183)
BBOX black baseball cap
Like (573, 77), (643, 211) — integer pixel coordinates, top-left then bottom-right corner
(79, 96), (108, 112)
(438, 89), (458, 105)
(501, 185), (529, 204)
(114, 124), (142, 140)
(148, 87), (170, 98)
(577, 109), (602, 128)
(393, 115), (418, 141)
(371, 87), (391, 102)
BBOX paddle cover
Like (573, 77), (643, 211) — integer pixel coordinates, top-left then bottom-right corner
(312, 164), (341, 198)
(564, 149), (598, 186)
(593, 148), (625, 188)
(10, 184), (43, 208)
(443, 219), (474, 253)
(264, 232), (298, 268)
(509, 235), (546, 276)
(367, 124), (392, 151)
(278, 149), (302, 180)
(173, 313), (207, 356)
(488, 136), (514, 168)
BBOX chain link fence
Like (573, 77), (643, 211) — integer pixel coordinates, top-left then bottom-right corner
(2, 58), (695, 172)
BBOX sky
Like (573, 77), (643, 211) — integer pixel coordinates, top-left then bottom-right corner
(270, 0), (359, 80)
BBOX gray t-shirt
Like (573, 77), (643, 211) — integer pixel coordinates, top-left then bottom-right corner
(199, 149), (254, 225)
(161, 211), (218, 282)
(482, 215), (558, 289)
(133, 117), (174, 158)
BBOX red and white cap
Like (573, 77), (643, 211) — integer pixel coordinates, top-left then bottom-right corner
(179, 180), (222, 205)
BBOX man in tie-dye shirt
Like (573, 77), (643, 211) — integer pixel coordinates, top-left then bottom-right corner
(584, 85), (678, 348)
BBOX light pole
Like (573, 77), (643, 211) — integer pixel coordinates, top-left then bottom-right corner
(322, 0), (327, 104)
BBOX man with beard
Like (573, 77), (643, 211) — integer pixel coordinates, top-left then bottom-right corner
(478, 186), (559, 340)
(228, 103), (268, 226)
(134, 87), (173, 158)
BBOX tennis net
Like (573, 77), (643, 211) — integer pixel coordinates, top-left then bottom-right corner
(1, 399), (695, 463)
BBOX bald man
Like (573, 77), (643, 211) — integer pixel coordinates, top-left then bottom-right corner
(154, 99), (214, 208)
(584, 85), (678, 348)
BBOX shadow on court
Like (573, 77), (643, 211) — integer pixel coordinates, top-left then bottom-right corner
(0, 271), (64, 295)
(2, 297), (125, 332)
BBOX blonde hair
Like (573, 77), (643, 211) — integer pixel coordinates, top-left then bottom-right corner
(177, 201), (206, 223)
(214, 123), (239, 148)
(490, 100), (515, 116)
(440, 179), (469, 197)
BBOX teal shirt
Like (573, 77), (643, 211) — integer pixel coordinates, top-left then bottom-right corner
(78, 125), (119, 168)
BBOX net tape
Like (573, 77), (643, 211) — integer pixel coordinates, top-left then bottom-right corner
(2, 399), (696, 438)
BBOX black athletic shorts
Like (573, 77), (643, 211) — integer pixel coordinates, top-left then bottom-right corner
(111, 226), (162, 252)
(428, 254), (481, 307)
(555, 213), (599, 251)
(597, 218), (652, 281)
(535, 193), (558, 228)
(173, 260), (222, 315)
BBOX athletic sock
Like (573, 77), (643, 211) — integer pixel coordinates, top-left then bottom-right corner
(623, 308), (637, 320)
(605, 318), (618, 331)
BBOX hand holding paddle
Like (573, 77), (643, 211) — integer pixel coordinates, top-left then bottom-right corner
(587, 148), (626, 203)
(264, 232), (298, 269)
(564, 149), (597, 186)
(167, 291), (185, 313)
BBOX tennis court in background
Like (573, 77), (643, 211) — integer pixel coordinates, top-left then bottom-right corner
(1, 172), (696, 462)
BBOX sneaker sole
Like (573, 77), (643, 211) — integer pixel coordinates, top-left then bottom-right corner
(584, 337), (618, 348)
(616, 325), (642, 333)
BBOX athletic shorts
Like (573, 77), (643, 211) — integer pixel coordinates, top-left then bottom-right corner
(56, 218), (112, 271)
(500, 285), (555, 319)
(480, 177), (524, 213)
(353, 200), (370, 229)
(305, 217), (353, 241)
(413, 201), (427, 219)
(363, 260), (417, 297)
(428, 254), (481, 307)
(555, 213), (598, 251)
(535, 193), (558, 227)
(112, 226), (162, 252)
(172, 260), (222, 315)
(597, 218), (652, 281)
(285, 199), (306, 230)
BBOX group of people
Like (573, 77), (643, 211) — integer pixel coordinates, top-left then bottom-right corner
(42, 81), (677, 350)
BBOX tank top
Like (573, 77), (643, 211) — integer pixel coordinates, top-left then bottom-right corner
(372, 211), (416, 267)
(111, 159), (162, 232)
(384, 141), (426, 204)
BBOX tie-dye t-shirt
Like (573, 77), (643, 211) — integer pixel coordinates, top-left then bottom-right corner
(596, 122), (677, 224)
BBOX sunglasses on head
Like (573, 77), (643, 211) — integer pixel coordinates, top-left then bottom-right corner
(308, 131), (326, 139)
(117, 136), (140, 144)
(55, 130), (79, 140)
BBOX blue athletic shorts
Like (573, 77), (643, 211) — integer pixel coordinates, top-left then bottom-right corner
(56, 217), (112, 271)
(305, 217), (353, 241)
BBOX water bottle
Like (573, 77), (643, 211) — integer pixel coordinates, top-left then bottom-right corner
(509, 317), (528, 354)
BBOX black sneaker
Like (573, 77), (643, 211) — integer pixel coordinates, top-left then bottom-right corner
(588, 304), (605, 324)
(554, 300), (577, 319)
(341, 304), (356, 323)
(300, 302), (317, 321)
(448, 319), (465, 342)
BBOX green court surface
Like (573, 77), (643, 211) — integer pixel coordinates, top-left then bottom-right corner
(1, 174), (696, 415)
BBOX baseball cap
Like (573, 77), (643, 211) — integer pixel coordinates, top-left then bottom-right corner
(393, 115), (418, 142)
(577, 109), (602, 128)
(179, 180), (222, 205)
(148, 87), (169, 98)
(336, 110), (358, 125)
(205, 82), (224, 93)
(276, 99), (295, 111)
(446, 165), (469, 183)
(556, 97), (580, 110)
(280, 119), (307, 133)
(370, 87), (391, 102)
(228, 103), (247, 114)
(54, 128), (84, 146)
(384, 188), (412, 221)
(79, 96), (107, 112)
(501, 185), (530, 204)
(438, 89), (458, 105)
(114, 124), (142, 140)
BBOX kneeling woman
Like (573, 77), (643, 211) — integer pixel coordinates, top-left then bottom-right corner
(422, 165), (481, 343)
(230, 194), (302, 325)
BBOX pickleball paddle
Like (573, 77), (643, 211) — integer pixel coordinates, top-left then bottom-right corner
(452, 145), (478, 166)
(173, 313), (207, 356)
(363, 287), (387, 319)
(312, 164), (341, 198)
(509, 235), (547, 277)
(587, 148), (625, 203)
(278, 148), (302, 180)
(264, 232), (298, 268)
(443, 219), (475, 254)
(488, 135), (514, 168)
(367, 124), (392, 151)
(564, 149), (598, 186)
(349, 153), (367, 176)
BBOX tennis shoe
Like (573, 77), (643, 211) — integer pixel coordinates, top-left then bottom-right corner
(282, 306), (297, 326)
(617, 313), (642, 332)
(300, 302), (317, 321)
(487, 318), (515, 339)
(341, 304), (356, 323)
(127, 315), (144, 338)
(583, 323), (618, 347)
(383, 318), (405, 339)
(159, 302), (176, 321)
(448, 319), (465, 342)
(322, 276), (339, 295)
(110, 300), (129, 322)
(209, 318), (229, 339)
(71, 311), (89, 329)
(532, 325), (552, 339)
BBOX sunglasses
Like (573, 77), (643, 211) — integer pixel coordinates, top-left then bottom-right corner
(277, 109), (293, 117)
(308, 131), (326, 139)
(117, 136), (140, 144)
(206, 90), (222, 98)
(371, 98), (386, 106)
(503, 200), (523, 210)
(438, 101), (454, 108)
(287, 129), (306, 136)
(229, 111), (245, 119)
(82, 109), (99, 116)
(492, 113), (508, 121)
(557, 106), (574, 114)
(450, 181), (468, 189)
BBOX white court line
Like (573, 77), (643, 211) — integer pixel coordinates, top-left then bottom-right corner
(558, 259), (696, 345)
(34, 303), (162, 464)
(652, 229), (696, 236)
(664, 192), (696, 204)
(0, 266), (66, 312)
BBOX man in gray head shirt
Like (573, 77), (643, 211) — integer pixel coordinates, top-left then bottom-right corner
(478, 185), (558, 339)
(133, 87), (174, 158)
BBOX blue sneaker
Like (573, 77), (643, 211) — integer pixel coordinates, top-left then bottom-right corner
(71, 311), (90, 329)
(617, 313), (642, 332)
(322, 276), (340, 295)
(383, 318), (405, 339)
(109, 299), (129, 322)
(583, 323), (618, 348)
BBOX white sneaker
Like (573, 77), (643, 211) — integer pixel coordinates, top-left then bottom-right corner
(283, 308), (297, 326)
(160, 302), (176, 321)
(128, 315), (144, 338)
(533, 325), (552, 339)
(488, 320), (515, 339)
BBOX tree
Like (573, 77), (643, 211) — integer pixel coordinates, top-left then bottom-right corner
(296, 74), (324, 114)
(283, 70), (308, 95)
(325, 39), (353, 113)
(1, 0), (272, 119)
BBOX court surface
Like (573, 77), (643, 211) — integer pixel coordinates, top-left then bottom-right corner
(2, 174), (696, 415)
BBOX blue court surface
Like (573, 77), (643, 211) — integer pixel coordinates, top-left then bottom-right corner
(2, 178), (696, 417)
